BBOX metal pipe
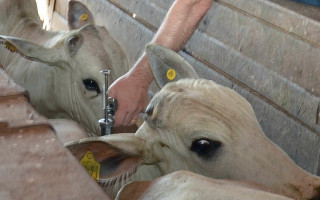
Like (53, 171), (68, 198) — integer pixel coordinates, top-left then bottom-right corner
(100, 69), (110, 123)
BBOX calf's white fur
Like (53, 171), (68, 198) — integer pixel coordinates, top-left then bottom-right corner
(0, 0), (128, 136)
(67, 44), (320, 200)
(116, 170), (293, 200)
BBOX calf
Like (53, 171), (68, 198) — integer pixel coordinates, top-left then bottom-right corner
(116, 171), (293, 200)
(0, 0), (129, 136)
(66, 44), (320, 200)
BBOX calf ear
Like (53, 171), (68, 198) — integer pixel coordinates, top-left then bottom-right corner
(68, 1), (95, 30)
(0, 35), (66, 65)
(65, 134), (144, 180)
(146, 43), (199, 88)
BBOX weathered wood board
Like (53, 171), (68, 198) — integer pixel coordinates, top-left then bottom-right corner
(0, 68), (109, 200)
(50, 0), (320, 175)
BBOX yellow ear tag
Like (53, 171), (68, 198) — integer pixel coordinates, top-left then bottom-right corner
(80, 151), (100, 181)
(166, 68), (176, 81)
(80, 14), (88, 21)
(5, 42), (16, 52)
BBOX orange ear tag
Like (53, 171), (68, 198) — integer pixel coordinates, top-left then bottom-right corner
(166, 68), (176, 81)
(80, 151), (100, 181)
(80, 14), (88, 21)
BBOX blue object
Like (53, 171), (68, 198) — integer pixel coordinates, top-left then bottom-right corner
(292, 0), (320, 6)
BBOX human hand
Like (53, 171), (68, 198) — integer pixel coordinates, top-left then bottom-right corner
(108, 72), (150, 127)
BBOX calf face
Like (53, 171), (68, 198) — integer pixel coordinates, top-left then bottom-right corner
(66, 45), (320, 200)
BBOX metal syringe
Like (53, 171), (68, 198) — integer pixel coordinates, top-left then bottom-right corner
(98, 70), (117, 136)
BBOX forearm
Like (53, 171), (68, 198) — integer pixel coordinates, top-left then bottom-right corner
(128, 52), (154, 87)
(152, 0), (214, 51)
(130, 0), (213, 85)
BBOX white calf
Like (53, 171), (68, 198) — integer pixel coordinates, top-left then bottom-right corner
(116, 171), (293, 200)
(67, 44), (320, 200)
(0, 0), (129, 136)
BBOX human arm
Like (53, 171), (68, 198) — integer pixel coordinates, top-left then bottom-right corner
(108, 0), (214, 127)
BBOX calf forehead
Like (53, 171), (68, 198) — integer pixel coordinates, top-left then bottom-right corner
(72, 26), (114, 67)
(77, 26), (103, 50)
(77, 26), (123, 59)
(146, 79), (255, 131)
(79, 25), (101, 39)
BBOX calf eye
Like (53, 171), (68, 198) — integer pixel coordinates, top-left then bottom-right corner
(191, 138), (222, 159)
(83, 79), (101, 94)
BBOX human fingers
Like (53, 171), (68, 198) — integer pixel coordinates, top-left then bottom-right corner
(113, 106), (128, 127)
(122, 109), (137, 126)
(129, 114), (140, 126)
(123, 104), (144, 126)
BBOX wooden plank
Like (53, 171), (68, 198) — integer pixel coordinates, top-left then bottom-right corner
(46, 0), (55, 30)
(0, 69), (109, 200)
(222, 0), (320, 45)
(0, 96), (49, 129)
(54, 0), (69, 19)
(51, 11), (68, 30)
(107, 0), (172, 30)
(110, 0), (320, 46)
(196, 2), (320, 98)
(0, 126), (109, 200)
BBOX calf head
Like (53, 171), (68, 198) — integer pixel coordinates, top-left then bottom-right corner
(66, 44), (320, 200)
(0, 1), (128, 136)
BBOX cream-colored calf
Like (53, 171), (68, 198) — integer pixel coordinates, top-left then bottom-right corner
(116, 171), (293, 200)
(67, 44), (320, 200)
(0, 0), (128, 136)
